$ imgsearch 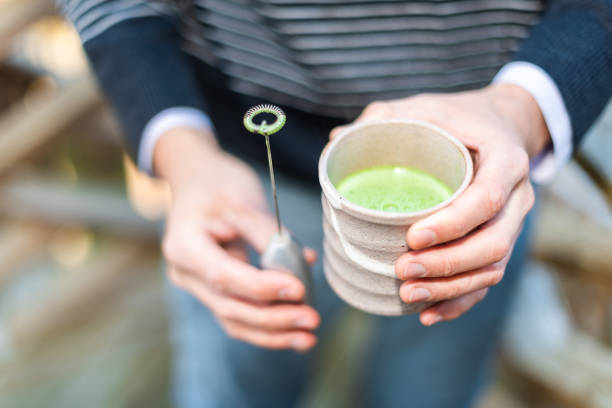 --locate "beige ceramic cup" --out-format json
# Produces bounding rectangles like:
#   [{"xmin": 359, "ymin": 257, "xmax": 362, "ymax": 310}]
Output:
[{"xmin": 319, "ymin": 119, "xmax": 473, "ymax": 316}]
